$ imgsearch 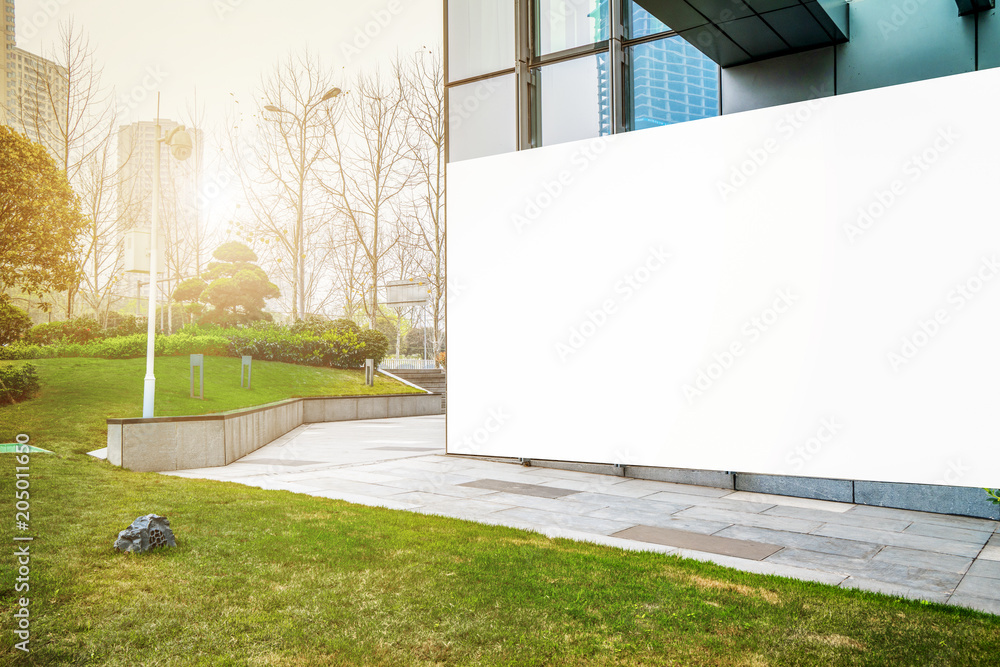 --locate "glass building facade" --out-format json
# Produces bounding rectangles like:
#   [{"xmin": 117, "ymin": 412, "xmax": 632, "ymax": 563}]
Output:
[
  {"xmin": 446, "ymin": 0, "xmax": 721, "ymax": 161},
  {"xmin": 447, "ymin": 0, "xmax": 1000, "ymax": 163}
]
